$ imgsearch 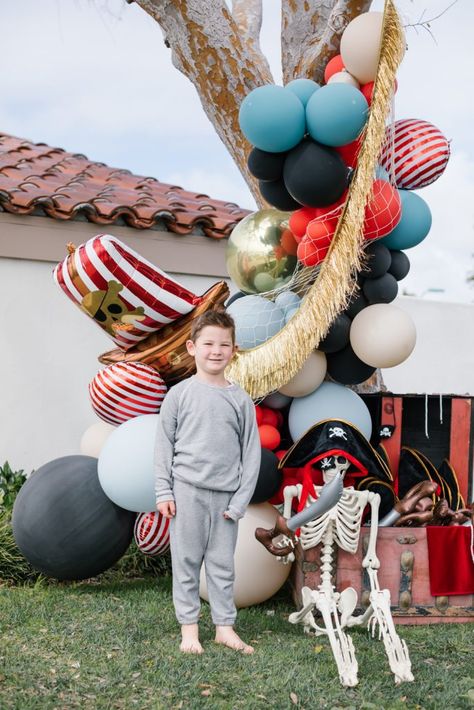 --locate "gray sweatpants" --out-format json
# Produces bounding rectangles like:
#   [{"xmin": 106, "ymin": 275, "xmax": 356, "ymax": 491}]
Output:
[{"xmin": 169, "ymin": 478, "xmax": 239, "ymax": 626}]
